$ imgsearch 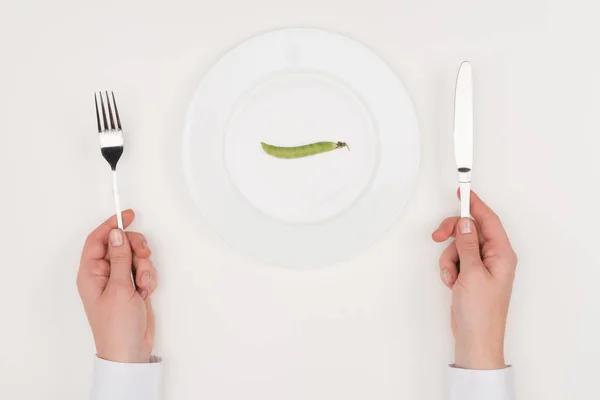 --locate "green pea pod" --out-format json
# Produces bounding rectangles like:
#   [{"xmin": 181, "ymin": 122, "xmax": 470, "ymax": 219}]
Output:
[{"xmin": 261, "ymin": 141, "xmax": 350, "ymax": 159}]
